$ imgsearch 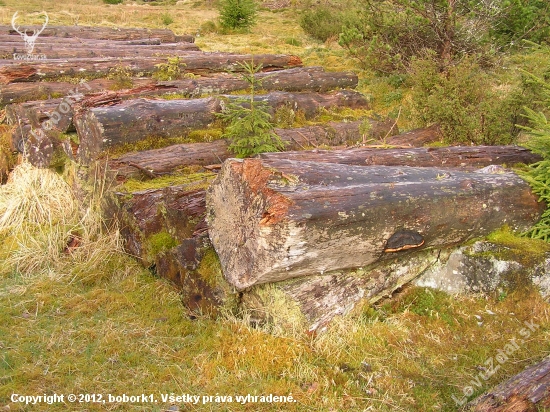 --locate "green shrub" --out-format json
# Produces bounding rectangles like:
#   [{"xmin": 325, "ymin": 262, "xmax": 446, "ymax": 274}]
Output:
[
  {"xmin": 299, "ymin": 6, "xmax": 346, "ymax": 42},
  {"xmin": 491, "ymin": 0, "xmax": 550, "ymax": 48},
  {"xmin": 103, "ymin": 0, "xmax": 123, "ymax": 4},
  {"xmin": 218, "ymin": 0, "xmax": 257, "ymax": 30},
  {"xmin": 409, "ymin": 55, "xmax": 520, "ymax": 145},
  {"xmin": 515, "ymin": 73, "xmax": 550, "ymax": 241},
  {"xmin": 161, "ymin": 13, "xmax": 174, "ymax": 26},
  {"xmin": 153, "ymin": 56, "xmax": 185, "ymax": 81},
  {"xmin": 217, "ymin": 62, "xmax": 285, "ymax": 158}
]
